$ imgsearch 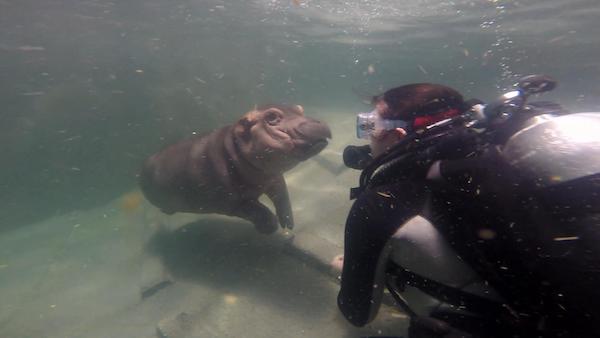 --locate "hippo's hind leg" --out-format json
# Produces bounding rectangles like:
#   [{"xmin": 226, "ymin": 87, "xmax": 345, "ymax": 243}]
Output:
[{"xmin": 232, "ymin": 200, "xmax": 279, "ymax": 234}]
